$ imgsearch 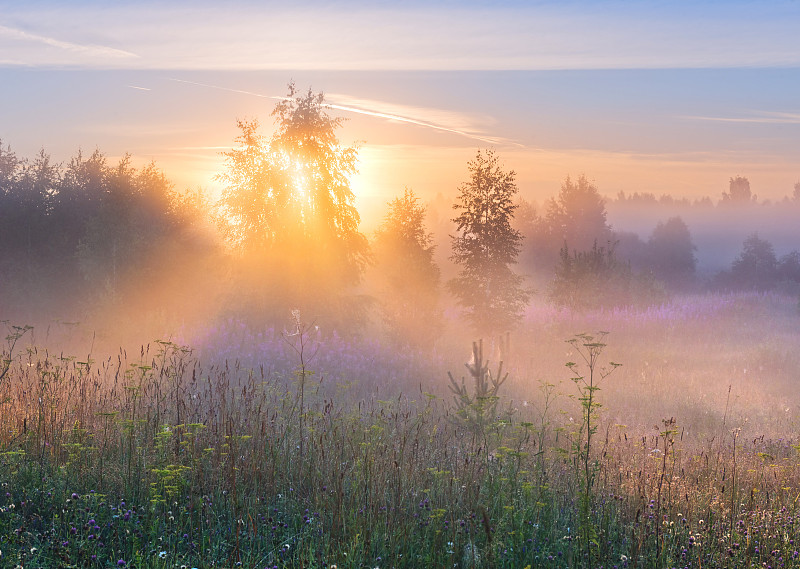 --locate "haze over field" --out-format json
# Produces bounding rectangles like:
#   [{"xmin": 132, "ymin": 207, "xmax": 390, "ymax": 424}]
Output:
[{"xmin": 4, "ymin": 2, "xmax": 800, "ymax": 568}]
